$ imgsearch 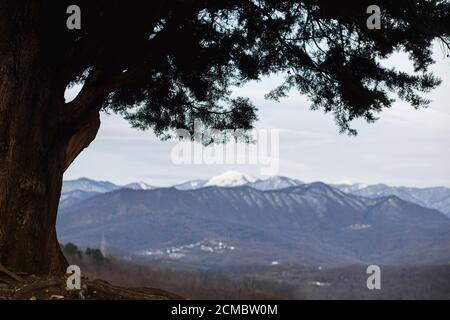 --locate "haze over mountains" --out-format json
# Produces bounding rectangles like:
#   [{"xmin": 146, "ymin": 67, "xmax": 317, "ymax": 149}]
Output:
[{"xmin": 57, "ymin": 172, "xmax": 450, "ymax": 268}]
